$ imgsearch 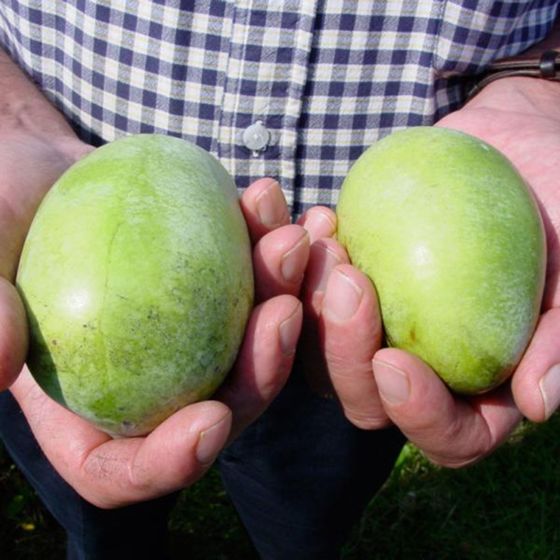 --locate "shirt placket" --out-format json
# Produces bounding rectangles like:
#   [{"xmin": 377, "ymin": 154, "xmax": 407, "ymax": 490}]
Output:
[{"xmin": 217, "ymin": 0, "xmax": 318, "ymax": 212}]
